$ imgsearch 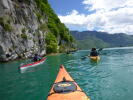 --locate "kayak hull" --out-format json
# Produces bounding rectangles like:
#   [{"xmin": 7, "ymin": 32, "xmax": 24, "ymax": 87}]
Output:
[
  {"xmin": 47, "ymin": 65, "xmax": 90, "ymax": 100},
  {"xmin": 20, "ymin": 58, "xmax": 46, "ymax": 70},
  {"xmin": 89, "ymin": 56, "xmax": 100, "ymax": 61}
]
